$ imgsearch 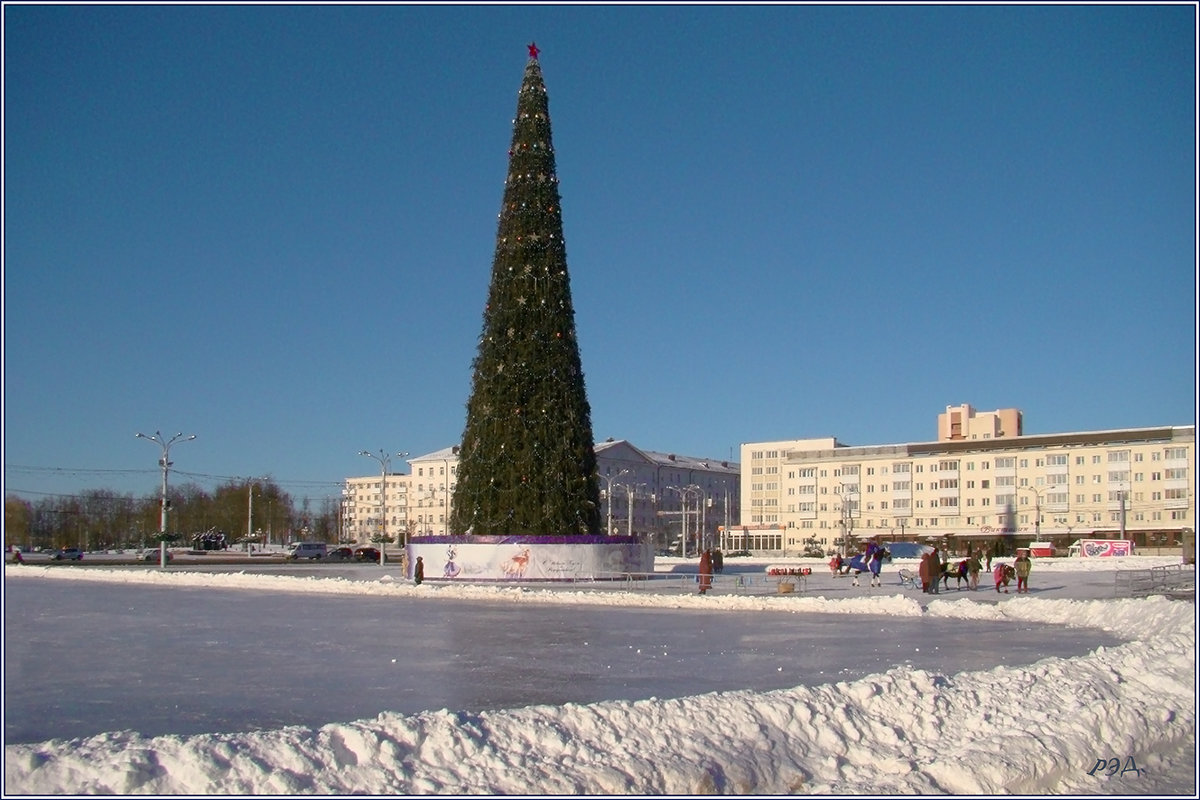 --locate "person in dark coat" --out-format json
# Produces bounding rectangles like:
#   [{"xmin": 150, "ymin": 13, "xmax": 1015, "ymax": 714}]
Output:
[
  {"xmin": 918, "ymin": 551, "xmax": 932, "ymax": 593},
  {"xmin": 712, "ymin": 549, "xmax": 724, "ymax": 574},
  {"xmin": 414, "ymin": 556, "xmax": 424, "ymax": 585},
  {"xmin": 929, "ymin": 547, "xmax": 941, "ymax": 594},
  {"xmin": 698, "ymin": 549, "xmax": 713, "ymax": 594}
]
